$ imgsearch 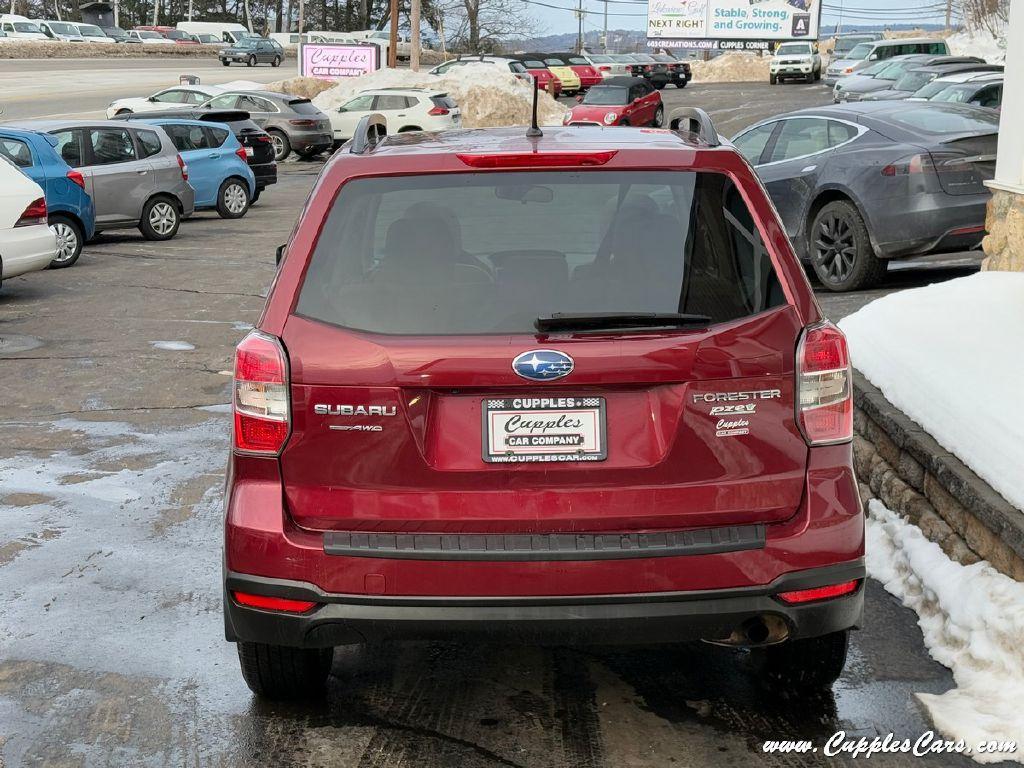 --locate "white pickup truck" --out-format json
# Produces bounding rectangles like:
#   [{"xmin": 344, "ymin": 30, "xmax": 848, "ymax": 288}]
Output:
[{"xmin": 769, "ymin": 41, "xmax": 822, "ymax": 84}]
